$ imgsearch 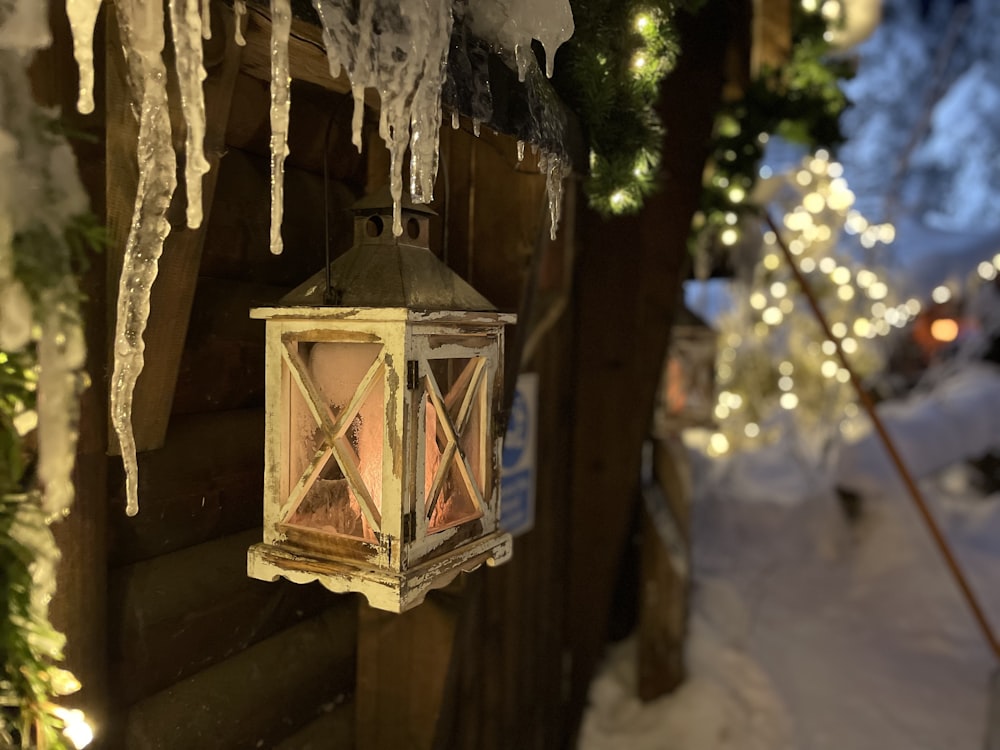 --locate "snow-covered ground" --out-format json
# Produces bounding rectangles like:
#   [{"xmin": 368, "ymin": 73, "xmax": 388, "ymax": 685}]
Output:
[{"xmin": 579, "ymin": 450, "xmax": 1000, "ymax": 749}]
